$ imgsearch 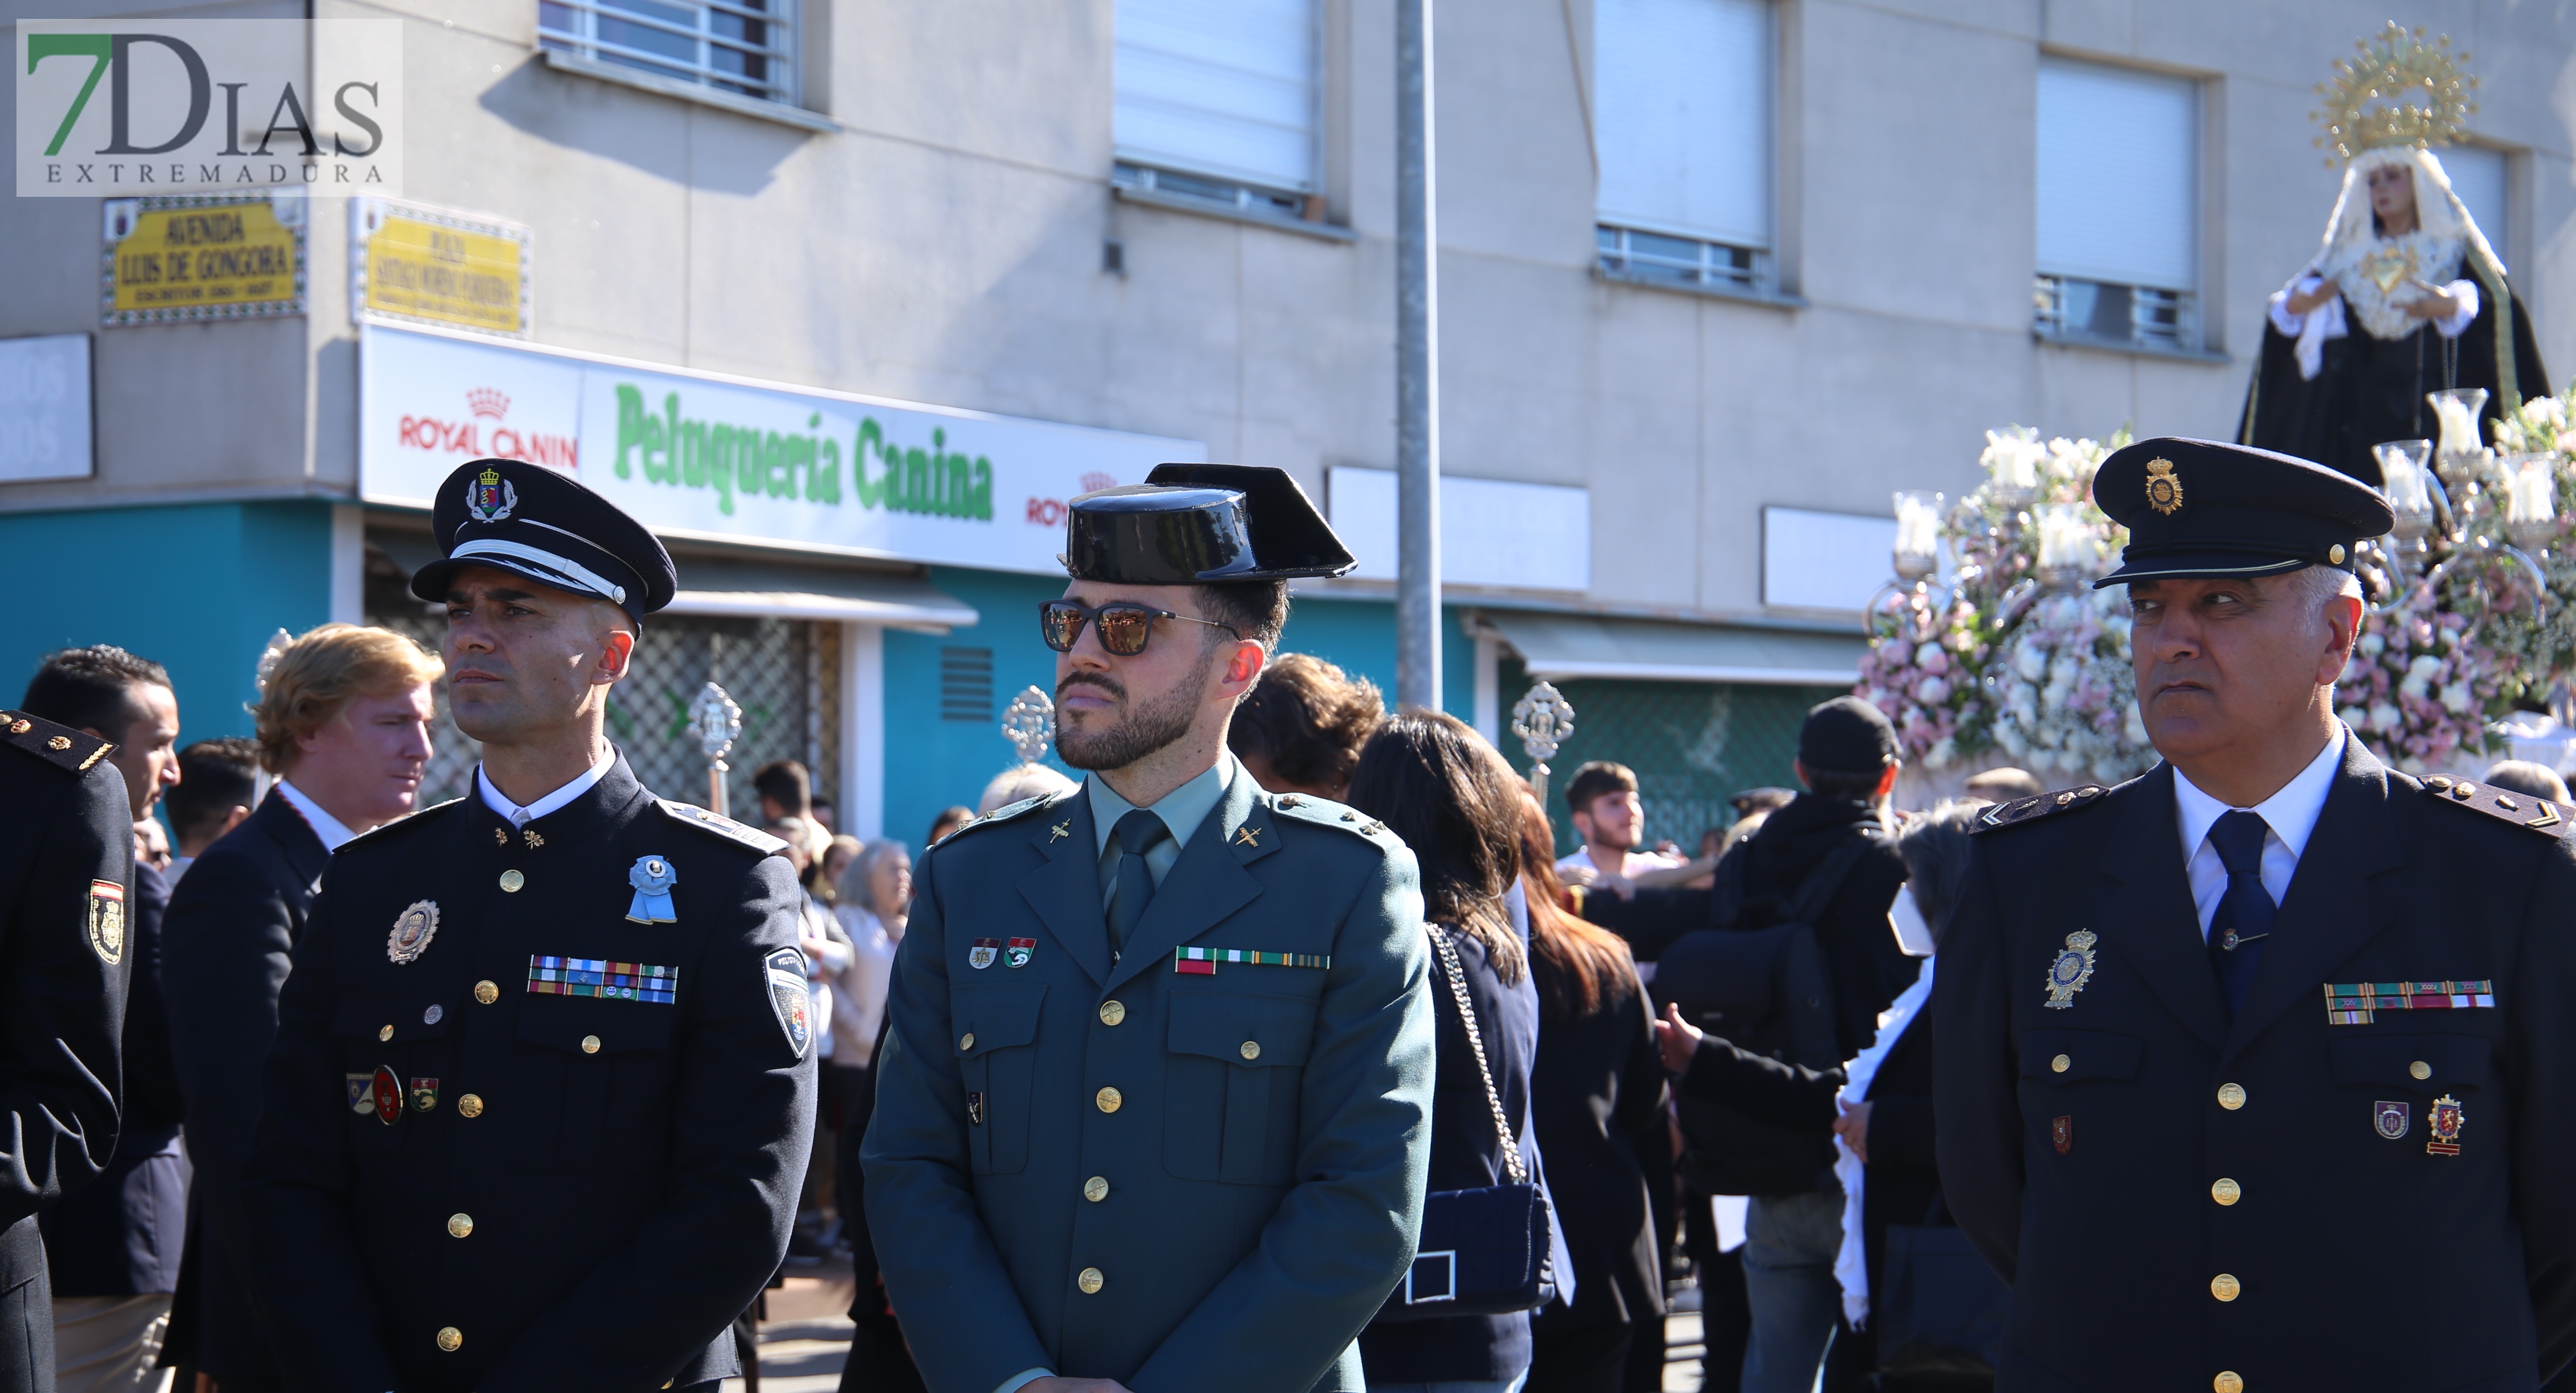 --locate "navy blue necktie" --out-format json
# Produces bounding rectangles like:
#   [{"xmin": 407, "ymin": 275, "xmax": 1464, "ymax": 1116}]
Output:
[
  {"xmin": 2205, "ymin": 810, "xmax": 2276, "ymax": 1017},
  {"xmin": 1108, "ymin": 809, "xmax": 1168, "ymax": 955}
]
